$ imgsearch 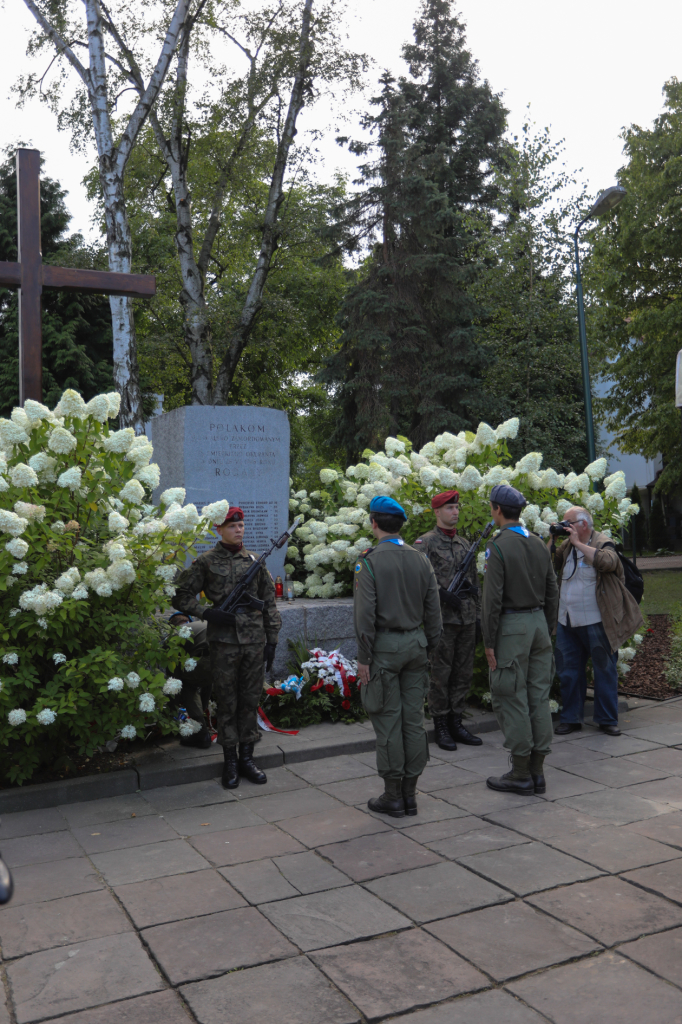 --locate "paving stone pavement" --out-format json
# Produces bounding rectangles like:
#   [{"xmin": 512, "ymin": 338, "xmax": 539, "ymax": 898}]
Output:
[{"xmin": 2, "ymin": 704, "xmax": 682, "ymax": 1022}]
